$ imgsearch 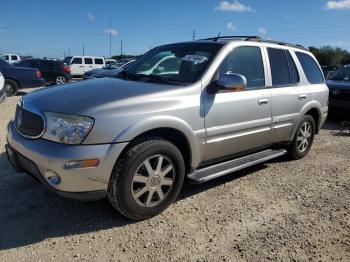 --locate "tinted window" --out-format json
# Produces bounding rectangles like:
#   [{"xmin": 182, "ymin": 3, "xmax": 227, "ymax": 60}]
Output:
[
  {"xmin": 11, "ymin": 55, "xmax": 18, "ymax": 61},
  {"xmin": 268, "ymin": 48, "xmax": 290, "ymax": 86},
  {"xmin": 40, "ymin": 60, "xmax": 55, "ymax": 69},
  {"xmin": 296, "ymin": 52, "xmax": 324, "ymax": 84},
  {"xmin": 16, "ymin": 60, "xmax": 33, "ymax": 68},
  {"xmin": 286, "ymin": 51, "xmax": 299, "ymax": 84},
  {"xmin": 94, "ymin": 58, "xmax": 104, "ymax": 64},
  {"xmin": 219, "ymin": 46, "xmax": 265, "ymax": 89},
  {"xmin": 84, "ymin": 58, "xmax": 93, "ymax": 64},
  {"xmin": 72, "ymin": 58, "xmax": 82, "ymax": 64},
  {"xmin": 329, "ymin": 67, "xmax": 350, "ymax": 81}
]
